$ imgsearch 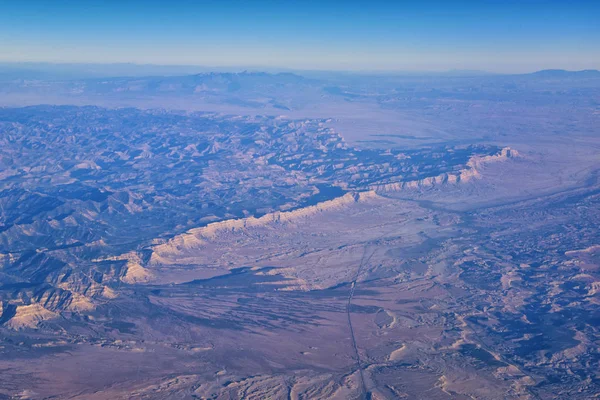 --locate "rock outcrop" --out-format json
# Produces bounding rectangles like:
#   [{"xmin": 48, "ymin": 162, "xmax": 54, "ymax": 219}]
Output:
[
  {"xmin": 94, "ymin": 252, "xmax": 154, "ymax": 284},
  {"xmin": 6, "ymin": 304, "xmax": 58, "ymax": 330},
  {"xmin": 370, "ymin": 147, "xmax": 519, "ymax": 192},
  {"xmin": 149, "ymin": 191, "xmax": 380, "ymax": 264}
]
